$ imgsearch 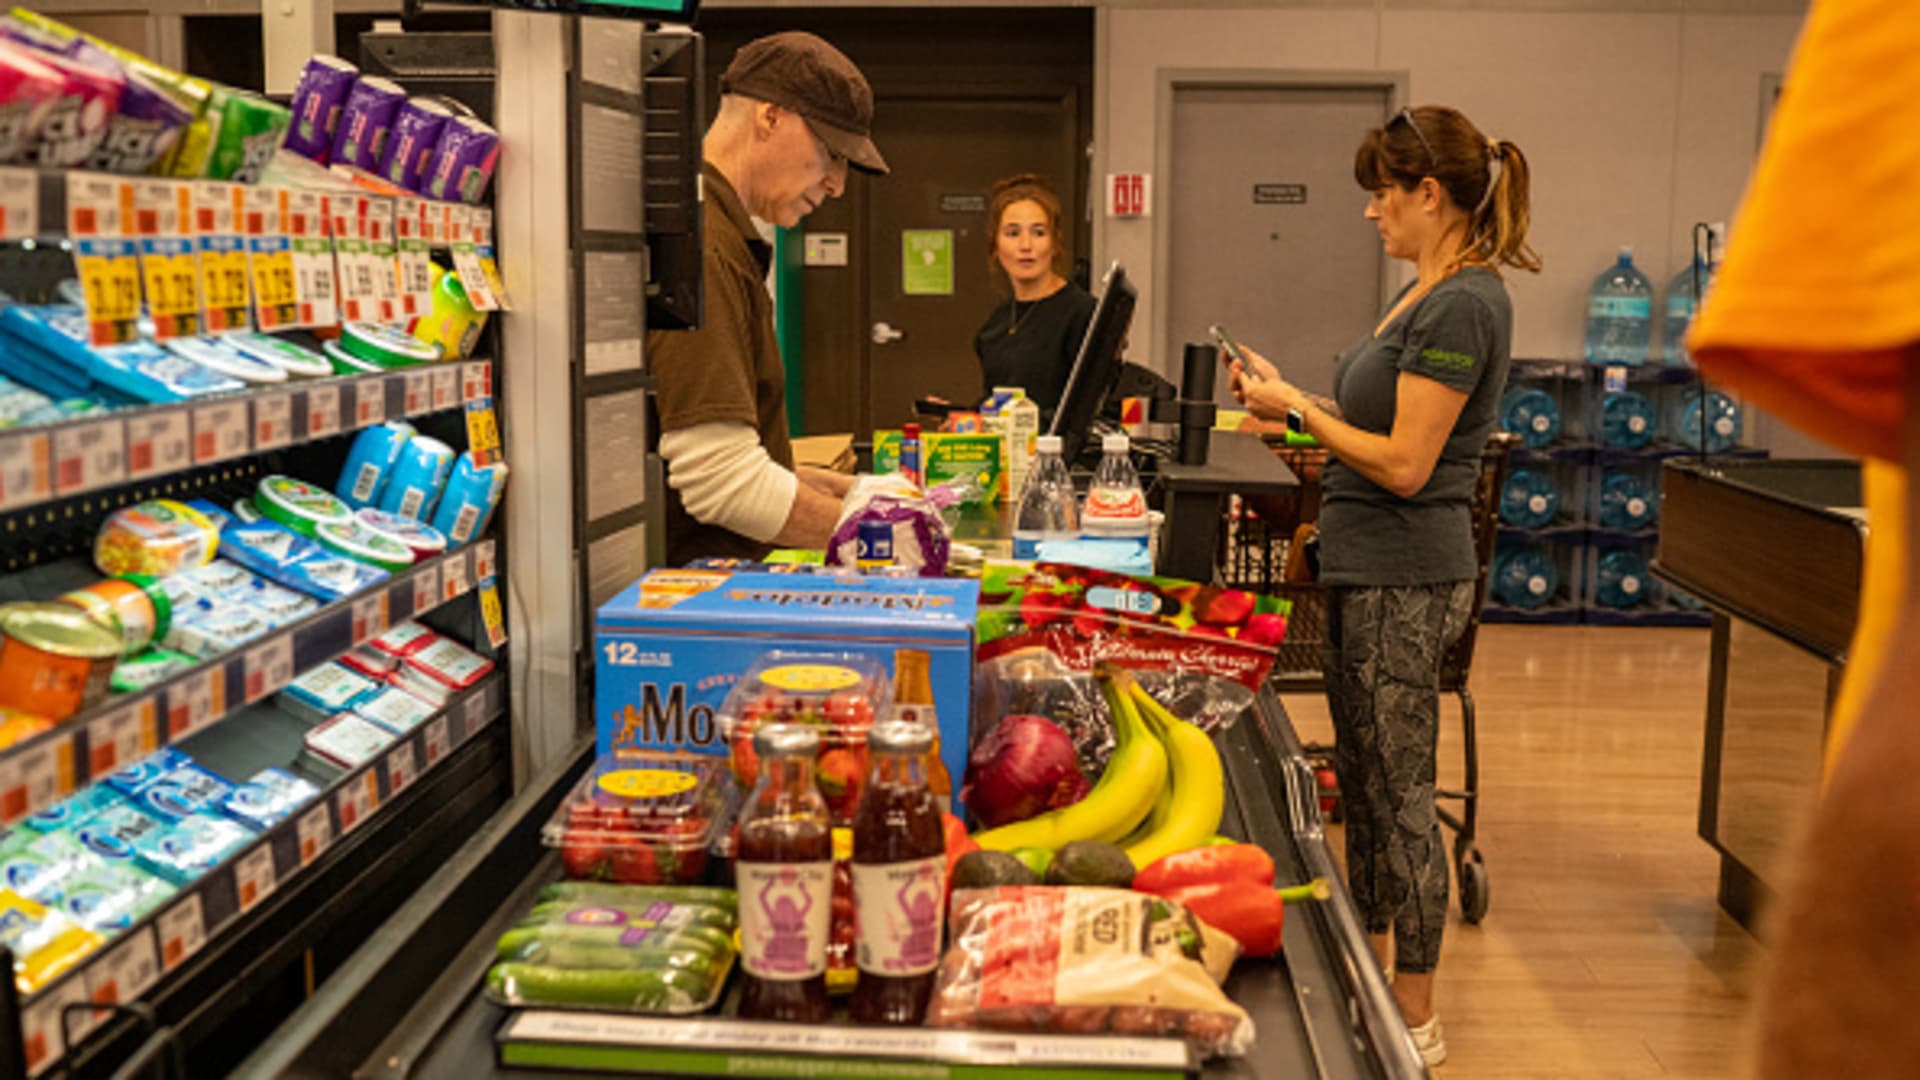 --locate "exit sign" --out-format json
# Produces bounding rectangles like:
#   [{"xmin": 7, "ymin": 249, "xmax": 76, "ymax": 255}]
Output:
[{"xmin": 1107, "ymin": 173, "xmax": 1150, "ymax": 218}]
